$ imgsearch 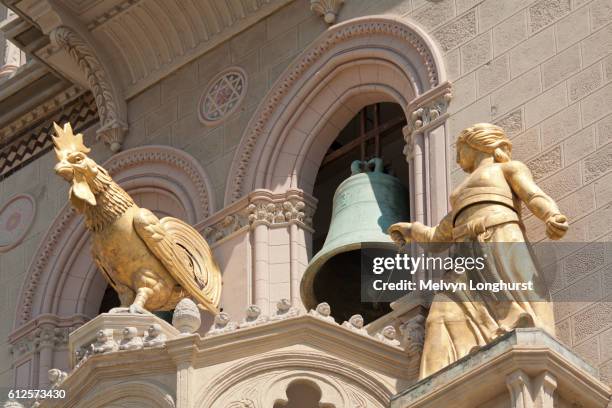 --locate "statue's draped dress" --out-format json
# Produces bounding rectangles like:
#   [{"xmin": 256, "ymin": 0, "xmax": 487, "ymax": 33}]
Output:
[{"xmin": 415, "ymin": 163, "xmax": 556, "ymax": 379}]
